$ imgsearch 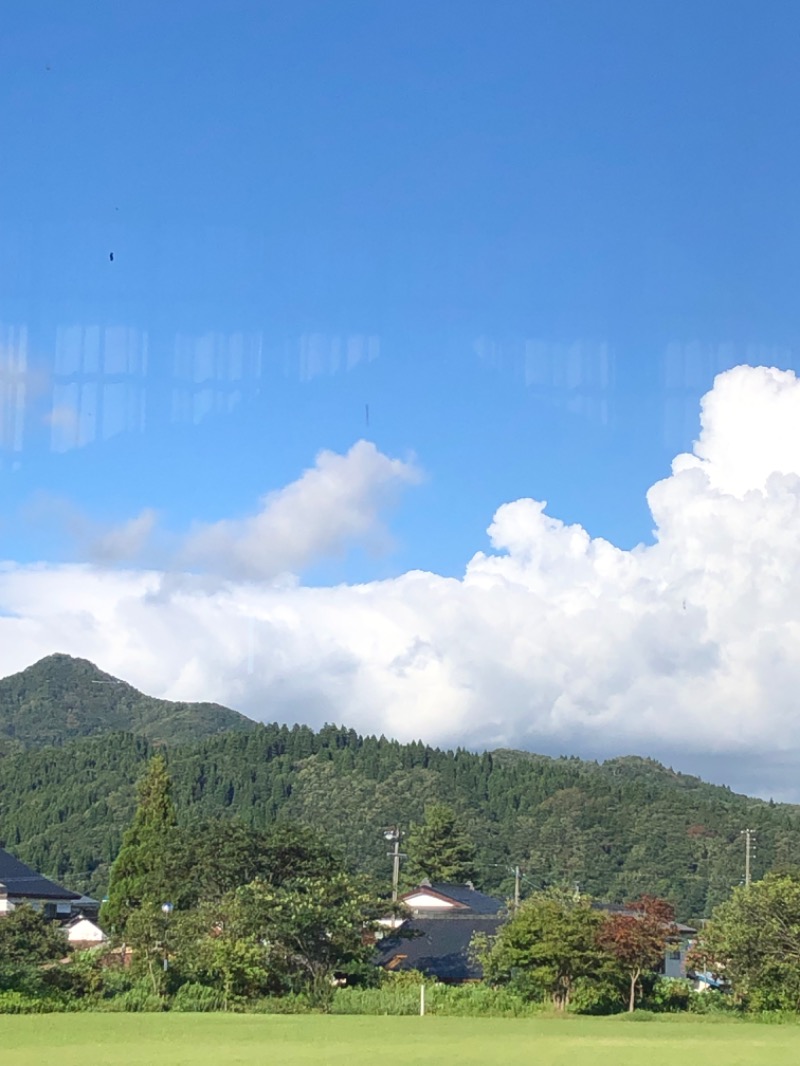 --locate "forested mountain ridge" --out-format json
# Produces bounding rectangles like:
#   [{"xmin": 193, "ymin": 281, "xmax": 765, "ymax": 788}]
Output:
[
  {"xmin": 1, "ymin": 711, "xmax": 798, "ymax": 922},
  {"xmin": 0, "ymin": 654, "xmax": 255, "ymax": 751}
]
